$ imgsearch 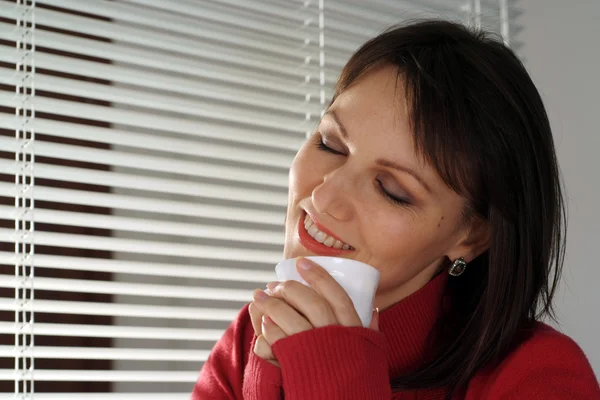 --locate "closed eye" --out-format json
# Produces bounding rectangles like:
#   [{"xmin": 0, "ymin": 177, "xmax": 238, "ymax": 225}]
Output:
[
  {"xmin": 316, "ymin": 136, "xmax": 345, "ymax": 156},
  {"xmin": 375, "ymin": 179, "xmax": 411, "ymax": 206}
]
